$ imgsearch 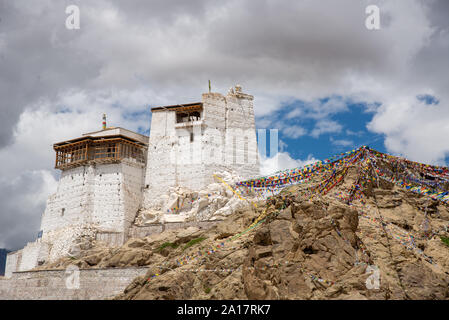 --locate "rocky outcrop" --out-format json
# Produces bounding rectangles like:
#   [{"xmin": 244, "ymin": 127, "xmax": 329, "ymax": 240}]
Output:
[
  {"xmin": 114, "ymin": 177, "xmax": 449, "ymax": 299},
  {"xmin": 34, "ymin": 164, "xmax": 449, "ymax": 300},
  {"xmin": 134, "ymin": 172, "xmax": 248, "ymax": 226}
]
